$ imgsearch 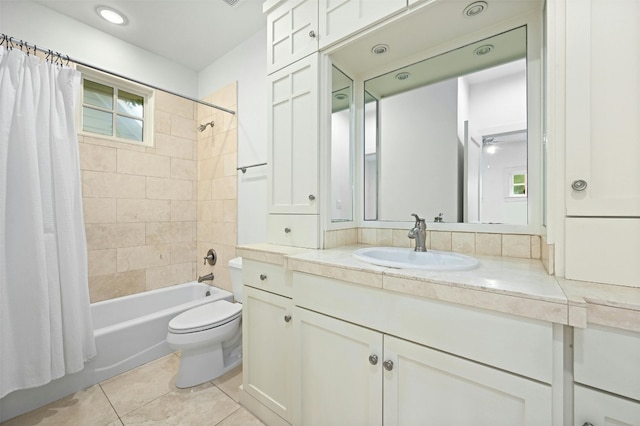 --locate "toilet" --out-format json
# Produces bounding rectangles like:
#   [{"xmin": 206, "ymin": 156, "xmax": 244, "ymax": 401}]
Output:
[{"xmin": 167, "ymin": 257, "xmax": 243, "ymax": 388}]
